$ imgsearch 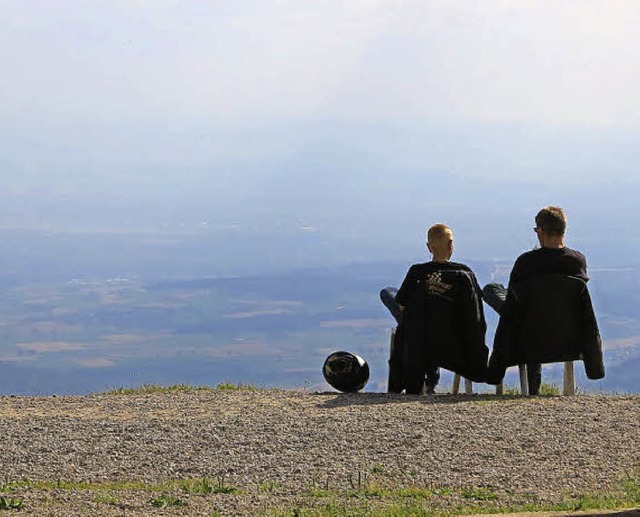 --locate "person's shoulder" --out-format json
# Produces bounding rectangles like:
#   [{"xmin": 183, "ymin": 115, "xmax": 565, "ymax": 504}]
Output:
[
  {"xmin": 509, "ymin": 250, "xmax": 538, "ymax": 283},
  {"xmin": 432, "ymin": 261, "xmax": 479, "ymax": 280},
  {"xmin": 447, "ymin": 261, "xmax": 474, "ymax": 272},
  {"xmin": 562, "ymin": 247, "xmax": 588, "ymax": 271},
  {"xmin": 411, "ymin": 261, "xmax": 476, "ymax": 275},
  {"xmin": 420, "ymin": 261, "xmax": 472, "ymax": 271},
  {"xmin": 512, "ymin": 248, "xmax": 541, "ymax": 269},
  {"xmin": 403, "ymin": 262, "xmax": 430, "ymax": 277},
  {"xmin": 515, "ymin": 248, "xmax": 538, "ymax": 261},
  {"xmin": 563, "ymin": 247, "xmax": 586, "ymax": 260}
]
